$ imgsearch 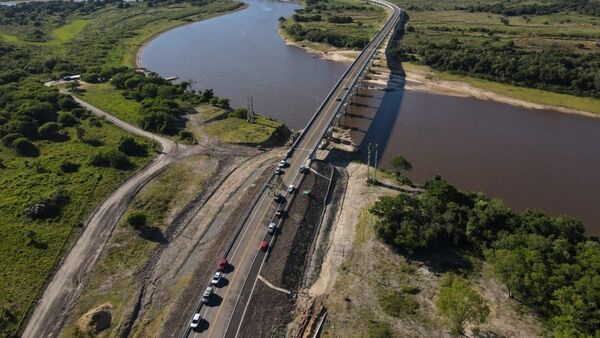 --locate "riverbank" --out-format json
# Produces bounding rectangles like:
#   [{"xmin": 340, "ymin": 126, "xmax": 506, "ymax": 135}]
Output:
[
  {"xmin": 400, "ymin": 62, "xmax": 600, "ymax": 119},
  {"xmin": 280, "ymin": 29, "xmax": 358, "ymax": 62},
  {"xmin": 132, "ymin": 2, "xmax": 248, "ymax": 68}
]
